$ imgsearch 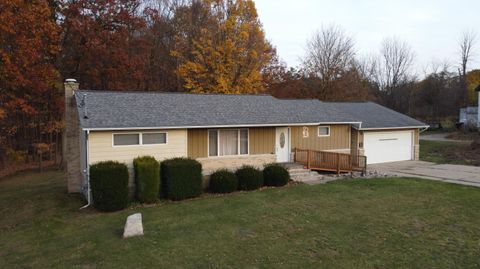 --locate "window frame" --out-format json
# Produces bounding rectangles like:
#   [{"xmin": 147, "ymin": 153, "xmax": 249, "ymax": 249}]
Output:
[
  {"xmin": 207, "ymin": 128, "xmax": 249, "ymax": 158},
  {"xmin": 112, "ymin": 131, "xmax": 168, "ymax": 147},
  {"xmin": 141, "ymin": 132, "xmax": 168, "ymax": 145},
  {"xmin": 317, "ymin": 126, "xmax": 330, "ymax": 137}
]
